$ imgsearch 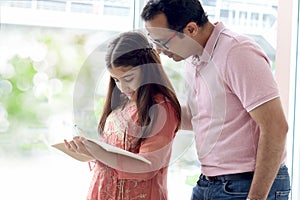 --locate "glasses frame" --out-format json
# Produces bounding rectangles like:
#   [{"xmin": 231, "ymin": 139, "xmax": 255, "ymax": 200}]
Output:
[{"xmin": 148, "ymin": 31, "xmax": 177, "ymax": 50}]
